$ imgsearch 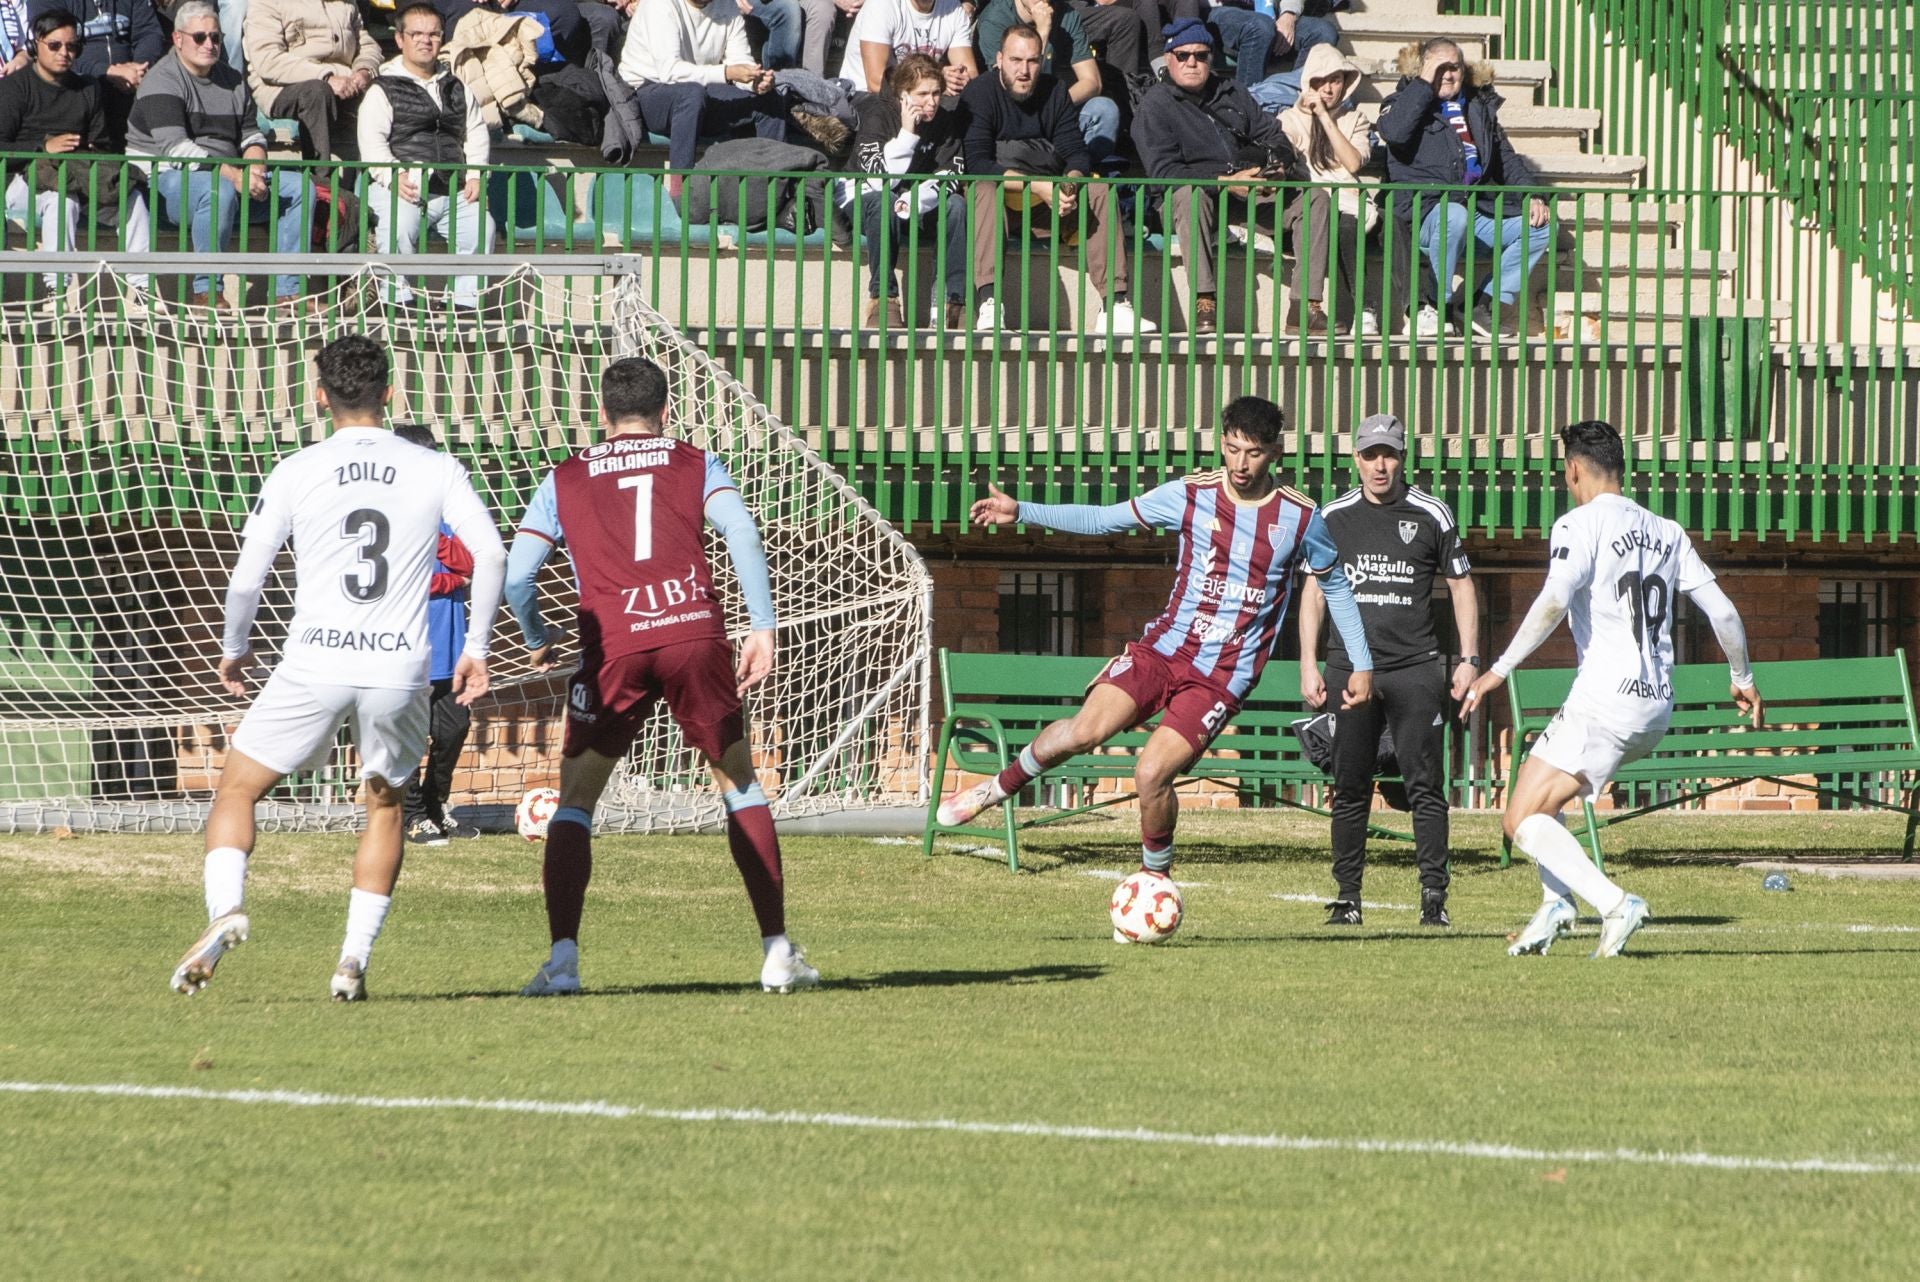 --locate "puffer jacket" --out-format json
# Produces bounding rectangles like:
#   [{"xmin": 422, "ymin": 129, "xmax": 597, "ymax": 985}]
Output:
[
  {"xmin": 243, "ymin": 0, "xmax": 383, "ymax": 116},
  {"xmin": 1376, "ymin": 71, "xmax": 1540, "ymax": 222},
  {"xmin": 445, "ymin": 7, "xmax": 545, "ymax": 129}
]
